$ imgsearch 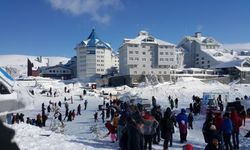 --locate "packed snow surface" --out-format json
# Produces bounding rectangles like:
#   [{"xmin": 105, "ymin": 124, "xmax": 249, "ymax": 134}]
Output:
[{"xmin": 3, "ymin": 77, "xmax": 250, "ymax": 150}]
